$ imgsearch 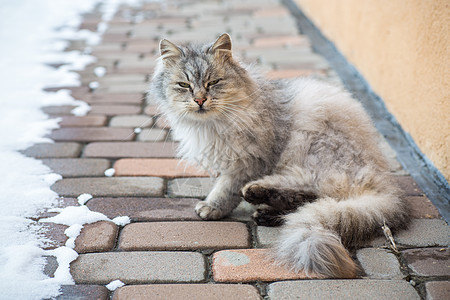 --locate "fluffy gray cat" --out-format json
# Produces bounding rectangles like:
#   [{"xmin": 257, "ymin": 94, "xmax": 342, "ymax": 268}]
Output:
[{"xmin": 149, "ymin": 33, "xmax": 409, "ymax": 278}]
